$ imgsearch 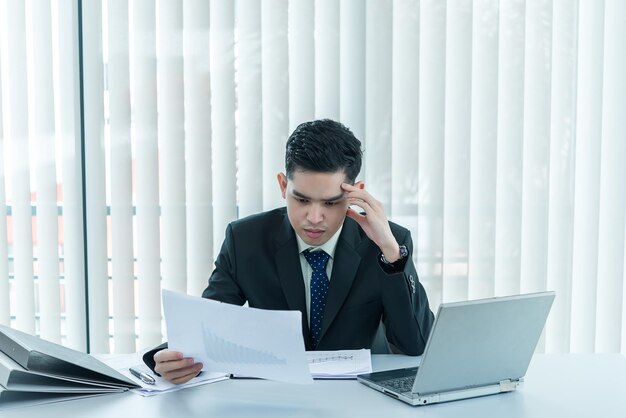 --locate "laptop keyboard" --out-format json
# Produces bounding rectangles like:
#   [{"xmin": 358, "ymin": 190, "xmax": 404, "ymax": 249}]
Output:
[{"xmin": 379, "ymin": 376, "xmax": 416, "ymax": 393}]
